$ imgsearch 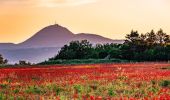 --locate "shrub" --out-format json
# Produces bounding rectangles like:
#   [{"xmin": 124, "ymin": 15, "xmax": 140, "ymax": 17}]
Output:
[{"xmin": 160, "ymin": 80, "xmax": 170, "ymax": 87}]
